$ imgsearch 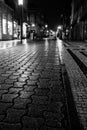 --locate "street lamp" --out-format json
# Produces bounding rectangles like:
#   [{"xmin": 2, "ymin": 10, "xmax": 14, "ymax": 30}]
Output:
[
  {"xmin": 18, "ymin": 0, "xmax": 23, "ymax": 44},
  {"xmin": 45, "ymin": 24, "xmax": 48, "ymax": 28},
  {"xmin": 57, "ymin": 25, "xmax": 62, "ymax": 30},
  {"xmin": 18, "ymin": 0, "xmax": 23, "ymax": 5},
  {"xmin": 31, "ymin": 23, "xmax": 35, "ymax": 27}
]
